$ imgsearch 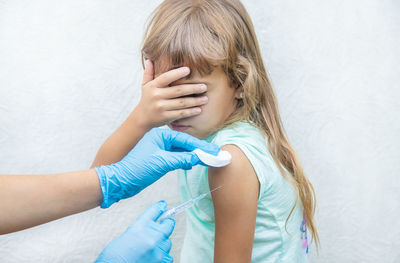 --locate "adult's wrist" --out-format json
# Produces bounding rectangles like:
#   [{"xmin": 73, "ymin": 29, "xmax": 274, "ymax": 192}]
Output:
[
  {"xmin": 95, "ymin": 165, "xmax": 117, "ymax": 208},
  {"xmin": 94, "ymin": 163, "xmax": 142, "ymax": 209}
]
